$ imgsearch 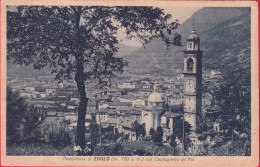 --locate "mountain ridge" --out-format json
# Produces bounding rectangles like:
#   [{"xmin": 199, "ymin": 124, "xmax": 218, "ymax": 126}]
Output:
[
  {"xmin": 7, "ymin": 7, "xmax": 251, "ymax": 80},
  {"xmin": 120, "ymin": 7, "xmax": 251, "ymax": 77}
]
